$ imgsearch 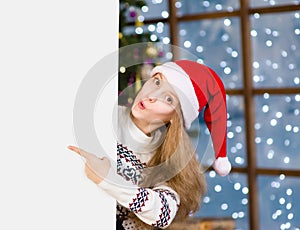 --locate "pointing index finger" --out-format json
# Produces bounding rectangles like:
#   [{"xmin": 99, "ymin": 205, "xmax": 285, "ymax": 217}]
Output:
[{"xmin": 67, "ymin": 145, "xmax": 93, "ymax": 159}]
